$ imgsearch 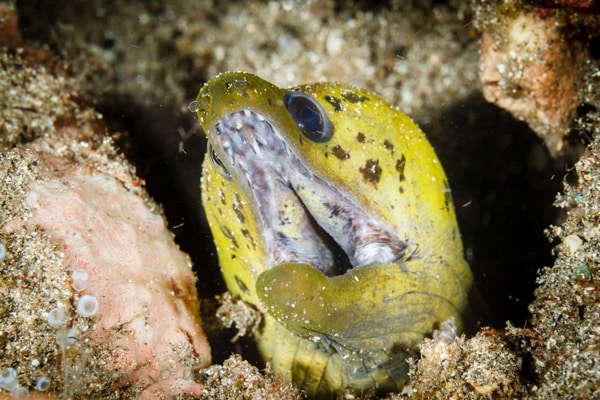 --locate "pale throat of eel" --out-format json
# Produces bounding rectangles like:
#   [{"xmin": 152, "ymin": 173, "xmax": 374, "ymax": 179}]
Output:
[{"xmin": 211, "ymin": 109, "xmax": 410, "ymax": 276}]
